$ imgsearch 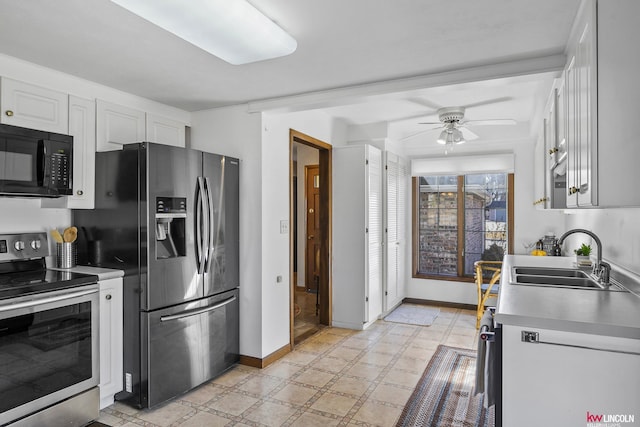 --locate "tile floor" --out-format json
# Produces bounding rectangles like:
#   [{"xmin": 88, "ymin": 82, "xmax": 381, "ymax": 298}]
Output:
[{"xmin": 97, "ymin": 305, "xmax": 479, "ymax": 427}]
